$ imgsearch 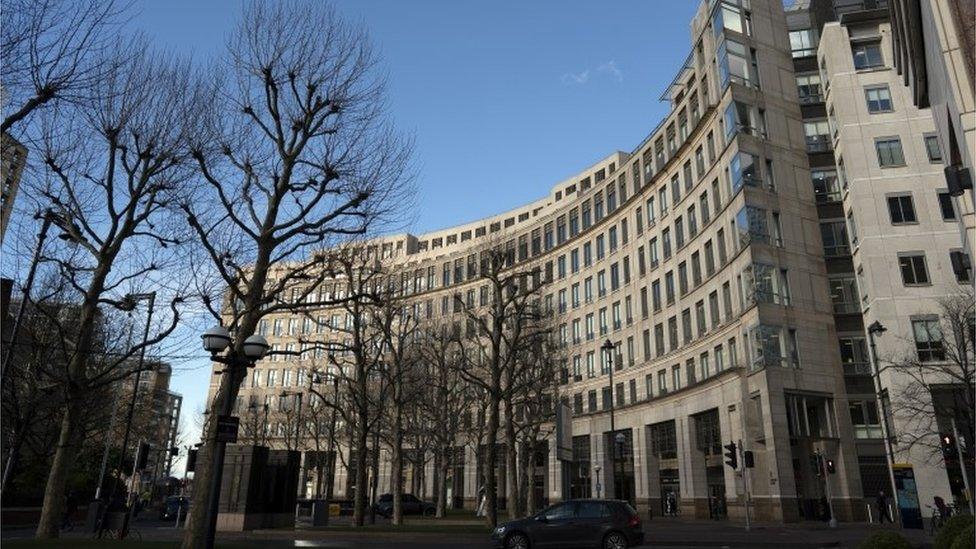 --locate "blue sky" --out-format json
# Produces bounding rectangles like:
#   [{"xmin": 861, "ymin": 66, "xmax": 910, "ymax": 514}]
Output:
[{"xmin": 130, "ymin": 0, "xmax": 700, "ymax": 450}]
